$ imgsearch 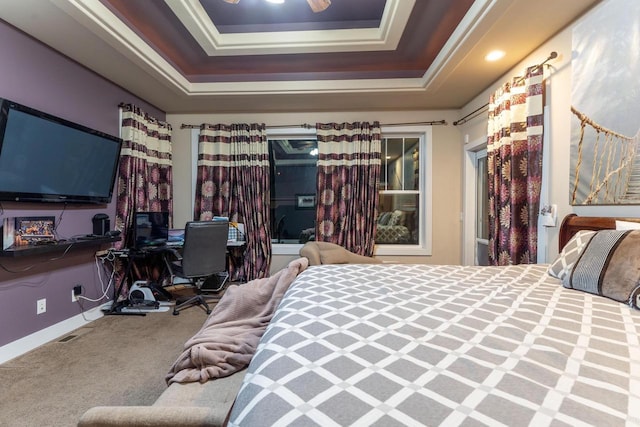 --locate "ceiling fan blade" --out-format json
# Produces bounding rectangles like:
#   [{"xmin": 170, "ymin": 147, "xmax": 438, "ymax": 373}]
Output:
[
  {"xmin": 307, "ymin": 0, "xmax": 331, "ymax": 13},
  {"xmin": 223, "ymin": 0, "xmax": 330, "ymax": 12}
]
